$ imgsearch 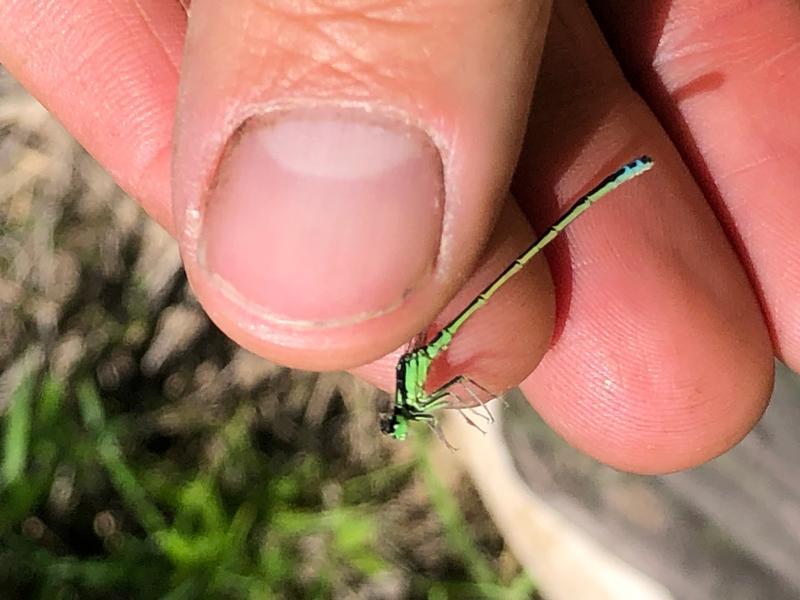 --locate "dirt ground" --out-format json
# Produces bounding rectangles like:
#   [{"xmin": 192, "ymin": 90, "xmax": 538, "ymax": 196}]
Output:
[{"xmin": 0, "ymin": 69, "xmax": 535, "ymax": 599}]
